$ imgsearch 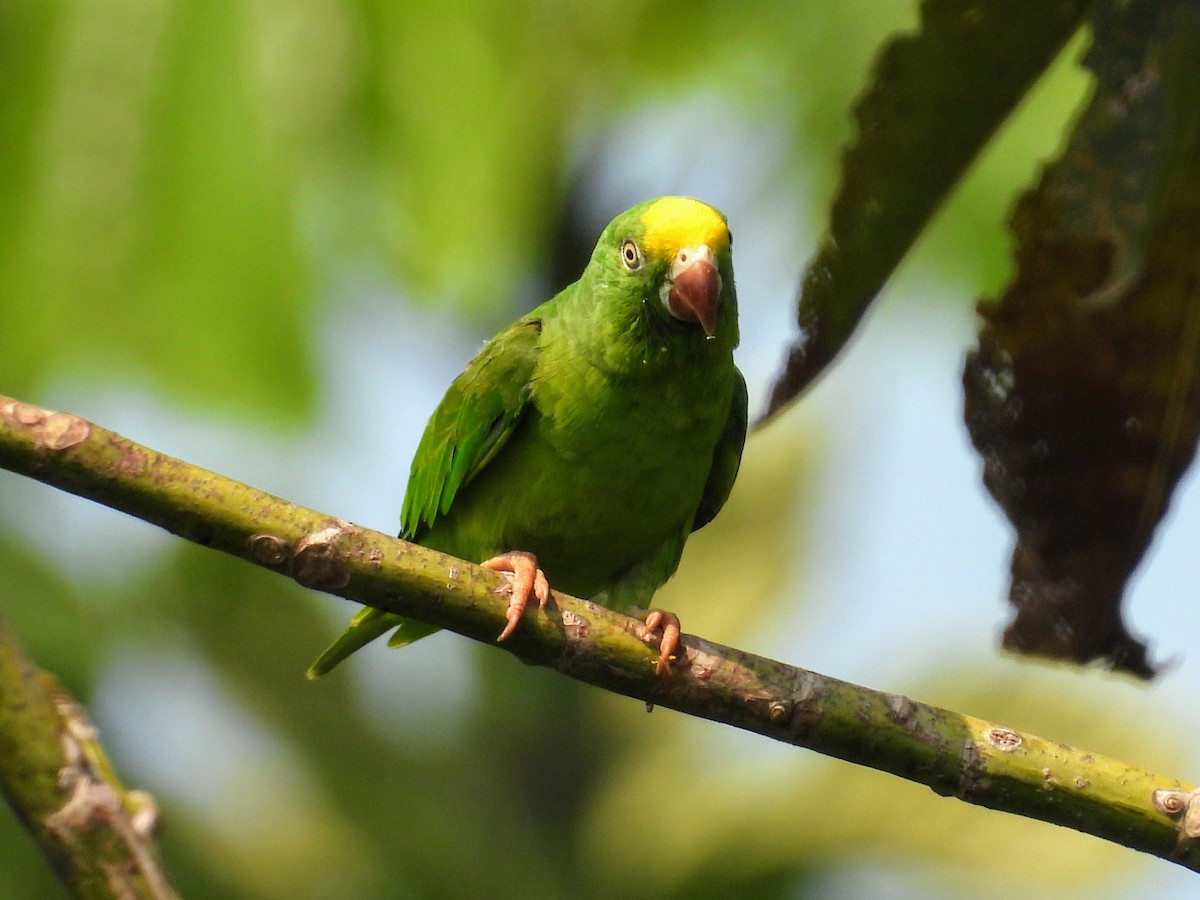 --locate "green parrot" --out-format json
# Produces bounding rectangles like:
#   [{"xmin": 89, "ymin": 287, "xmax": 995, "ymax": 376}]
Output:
[{"xmin": 307, "ymin": 196, "xmax": 747, "ymax": 678}]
